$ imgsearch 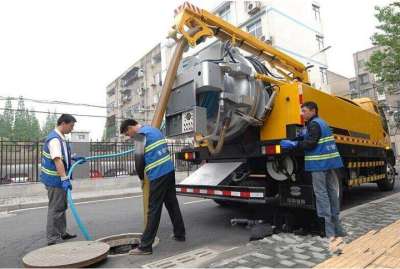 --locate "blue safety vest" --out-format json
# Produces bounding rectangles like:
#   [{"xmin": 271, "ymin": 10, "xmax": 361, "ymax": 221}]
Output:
[
  {"xmin": 40, "ymin": 130, "xmax": 71, "ymax": 188},
  {"xmin": 139, "ymin": 125, "xmax": 174, "ymax": 181},
  {"xmin": 304, "ymin": 117, "xmax": 343, "ymax": 172}
]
